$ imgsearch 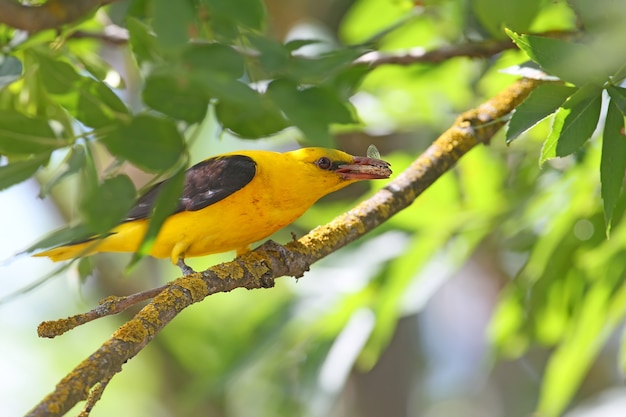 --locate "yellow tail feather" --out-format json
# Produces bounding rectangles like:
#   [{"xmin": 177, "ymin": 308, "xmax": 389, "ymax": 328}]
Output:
[{"xmin": 34, "ymin": 241, "xmax": 97, "ymax": 262}]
